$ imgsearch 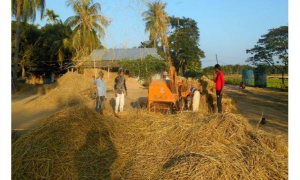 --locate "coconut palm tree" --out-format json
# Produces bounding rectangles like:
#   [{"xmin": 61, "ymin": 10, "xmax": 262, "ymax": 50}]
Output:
[
  {"xmin": 65, "ymin": 0, "xmax": 109, "ymax": 62},
  {"xmin": 11, "ymin": 0, "xmax": 45, "ymax": 84},
  {"xmin": 142, "ymin": 1, "xmax": 169, "ymax": 49},
  {"xmin": 45, "ymin": 8, "xmax": 60, "ymax": 24},
  {"xmin": 143, "ymin": 1, "xmax": 173, "ymax": 84}
]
